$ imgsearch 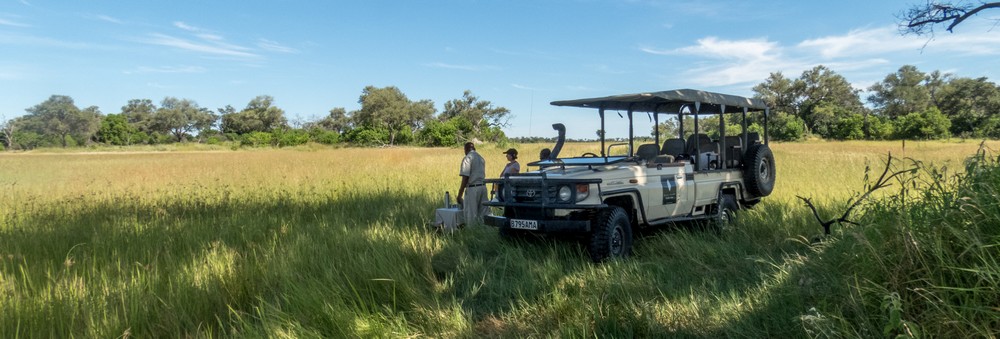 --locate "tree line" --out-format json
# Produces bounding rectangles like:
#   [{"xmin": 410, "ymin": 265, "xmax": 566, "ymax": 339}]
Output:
[
  {"xmin": 652, "ymin": 64, "xmax": 1000, "ymax": 142},
  {"xmin": 748, "ymin": 64, "xmax": 1000, "ymax": 141},
  {"xmin": 3, "ymin": 64, "xmax": 999, "ymax": 150},
  {"xmin": 0, "ymin": 86, "xmax": 510, "ymax": 150}
]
